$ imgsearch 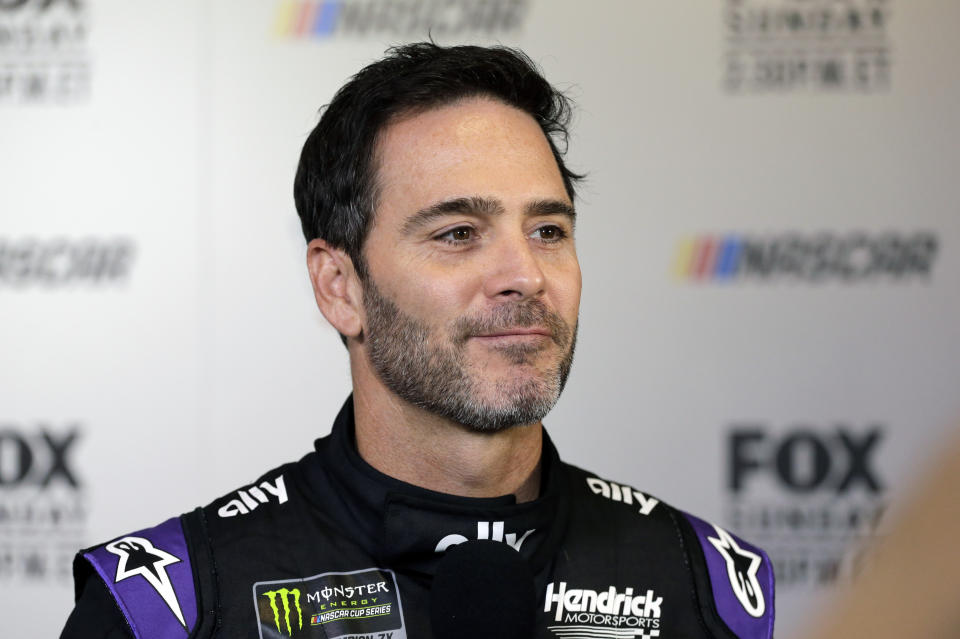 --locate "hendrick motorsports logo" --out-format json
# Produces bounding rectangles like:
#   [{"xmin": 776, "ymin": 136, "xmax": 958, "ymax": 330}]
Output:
[
  {"xmin": 723, "ymin": 0, "xmax": 892, "ymax": 93},
  {"xmin": 254, "ymin": 568, "xmax": 406, "ymax": 638},
  {"xmin": 0, "ymin": 424, "xmax": 85, "ymax": 583},
  {"xmin": 674, "ymin": 232, "xmax": 937, "ymax": 283},
  {"xmin": 0, "ymin": 0, "xmax": 90, "ymax": 103},
  {"xmin": 724, "ymin": 424, "xmax": 887, "ymax": 590},
  {"xmin": 272, "ymin": 0, "xmax": 530, "ymax": 40},
  {"xmin": 544, "ymin": 581, "xmax": 662, "ymax": 638}
]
